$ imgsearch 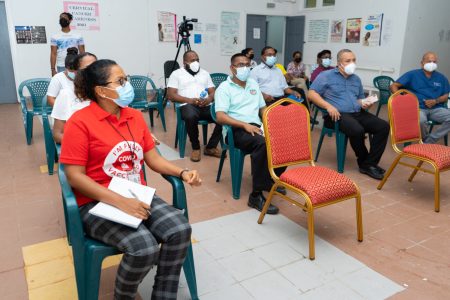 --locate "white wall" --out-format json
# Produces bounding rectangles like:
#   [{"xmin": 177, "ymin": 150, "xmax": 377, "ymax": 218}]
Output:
[
  {"xmin": 6, "ymin": 0, "xmax": 151, "ymax": 90},
  {"xmin": 295, "ymin": 0, "xmax": 411, "ymax": 88},
  {"xmin": 400, "ymin": 0, "xmax": 450, "ymax": 79},
  {"xmin": 147, "ymin": 0, "xmax": 296, "ymax": 87}
]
